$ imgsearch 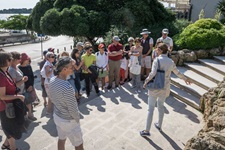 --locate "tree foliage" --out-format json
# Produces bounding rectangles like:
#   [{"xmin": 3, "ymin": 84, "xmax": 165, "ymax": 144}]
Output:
[
  {"xmin": 175, "ymin": 19, "xmax": 225, "ymax": 50},
  {"xmin": 28, "ymin": 0, "xmax": 175, "ymax": 43},
  {"xmin": 1, "ymin": 14, "xmax": 28, "ymax": 30}
]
